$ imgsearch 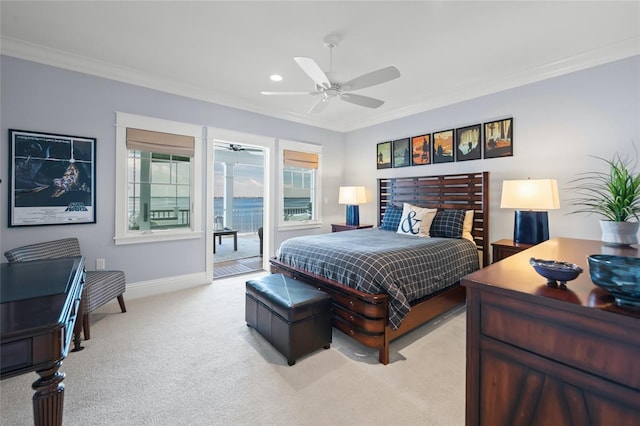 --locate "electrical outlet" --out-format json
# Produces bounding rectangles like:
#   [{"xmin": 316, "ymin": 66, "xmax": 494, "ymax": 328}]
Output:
[{"xmin": 96, "ymin": 258, "xmax": 106, "ymax": 270}]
